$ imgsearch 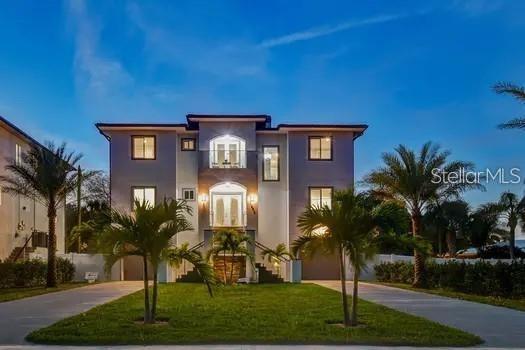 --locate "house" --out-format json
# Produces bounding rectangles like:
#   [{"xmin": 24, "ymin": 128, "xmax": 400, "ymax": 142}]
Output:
[
  {"xmin": 0, "ymin": 116, "xmax": 66, "ymax": 261},
  {"xmin": 96, "ymin": 114, "xmax": 367, "ymax": 281}
]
